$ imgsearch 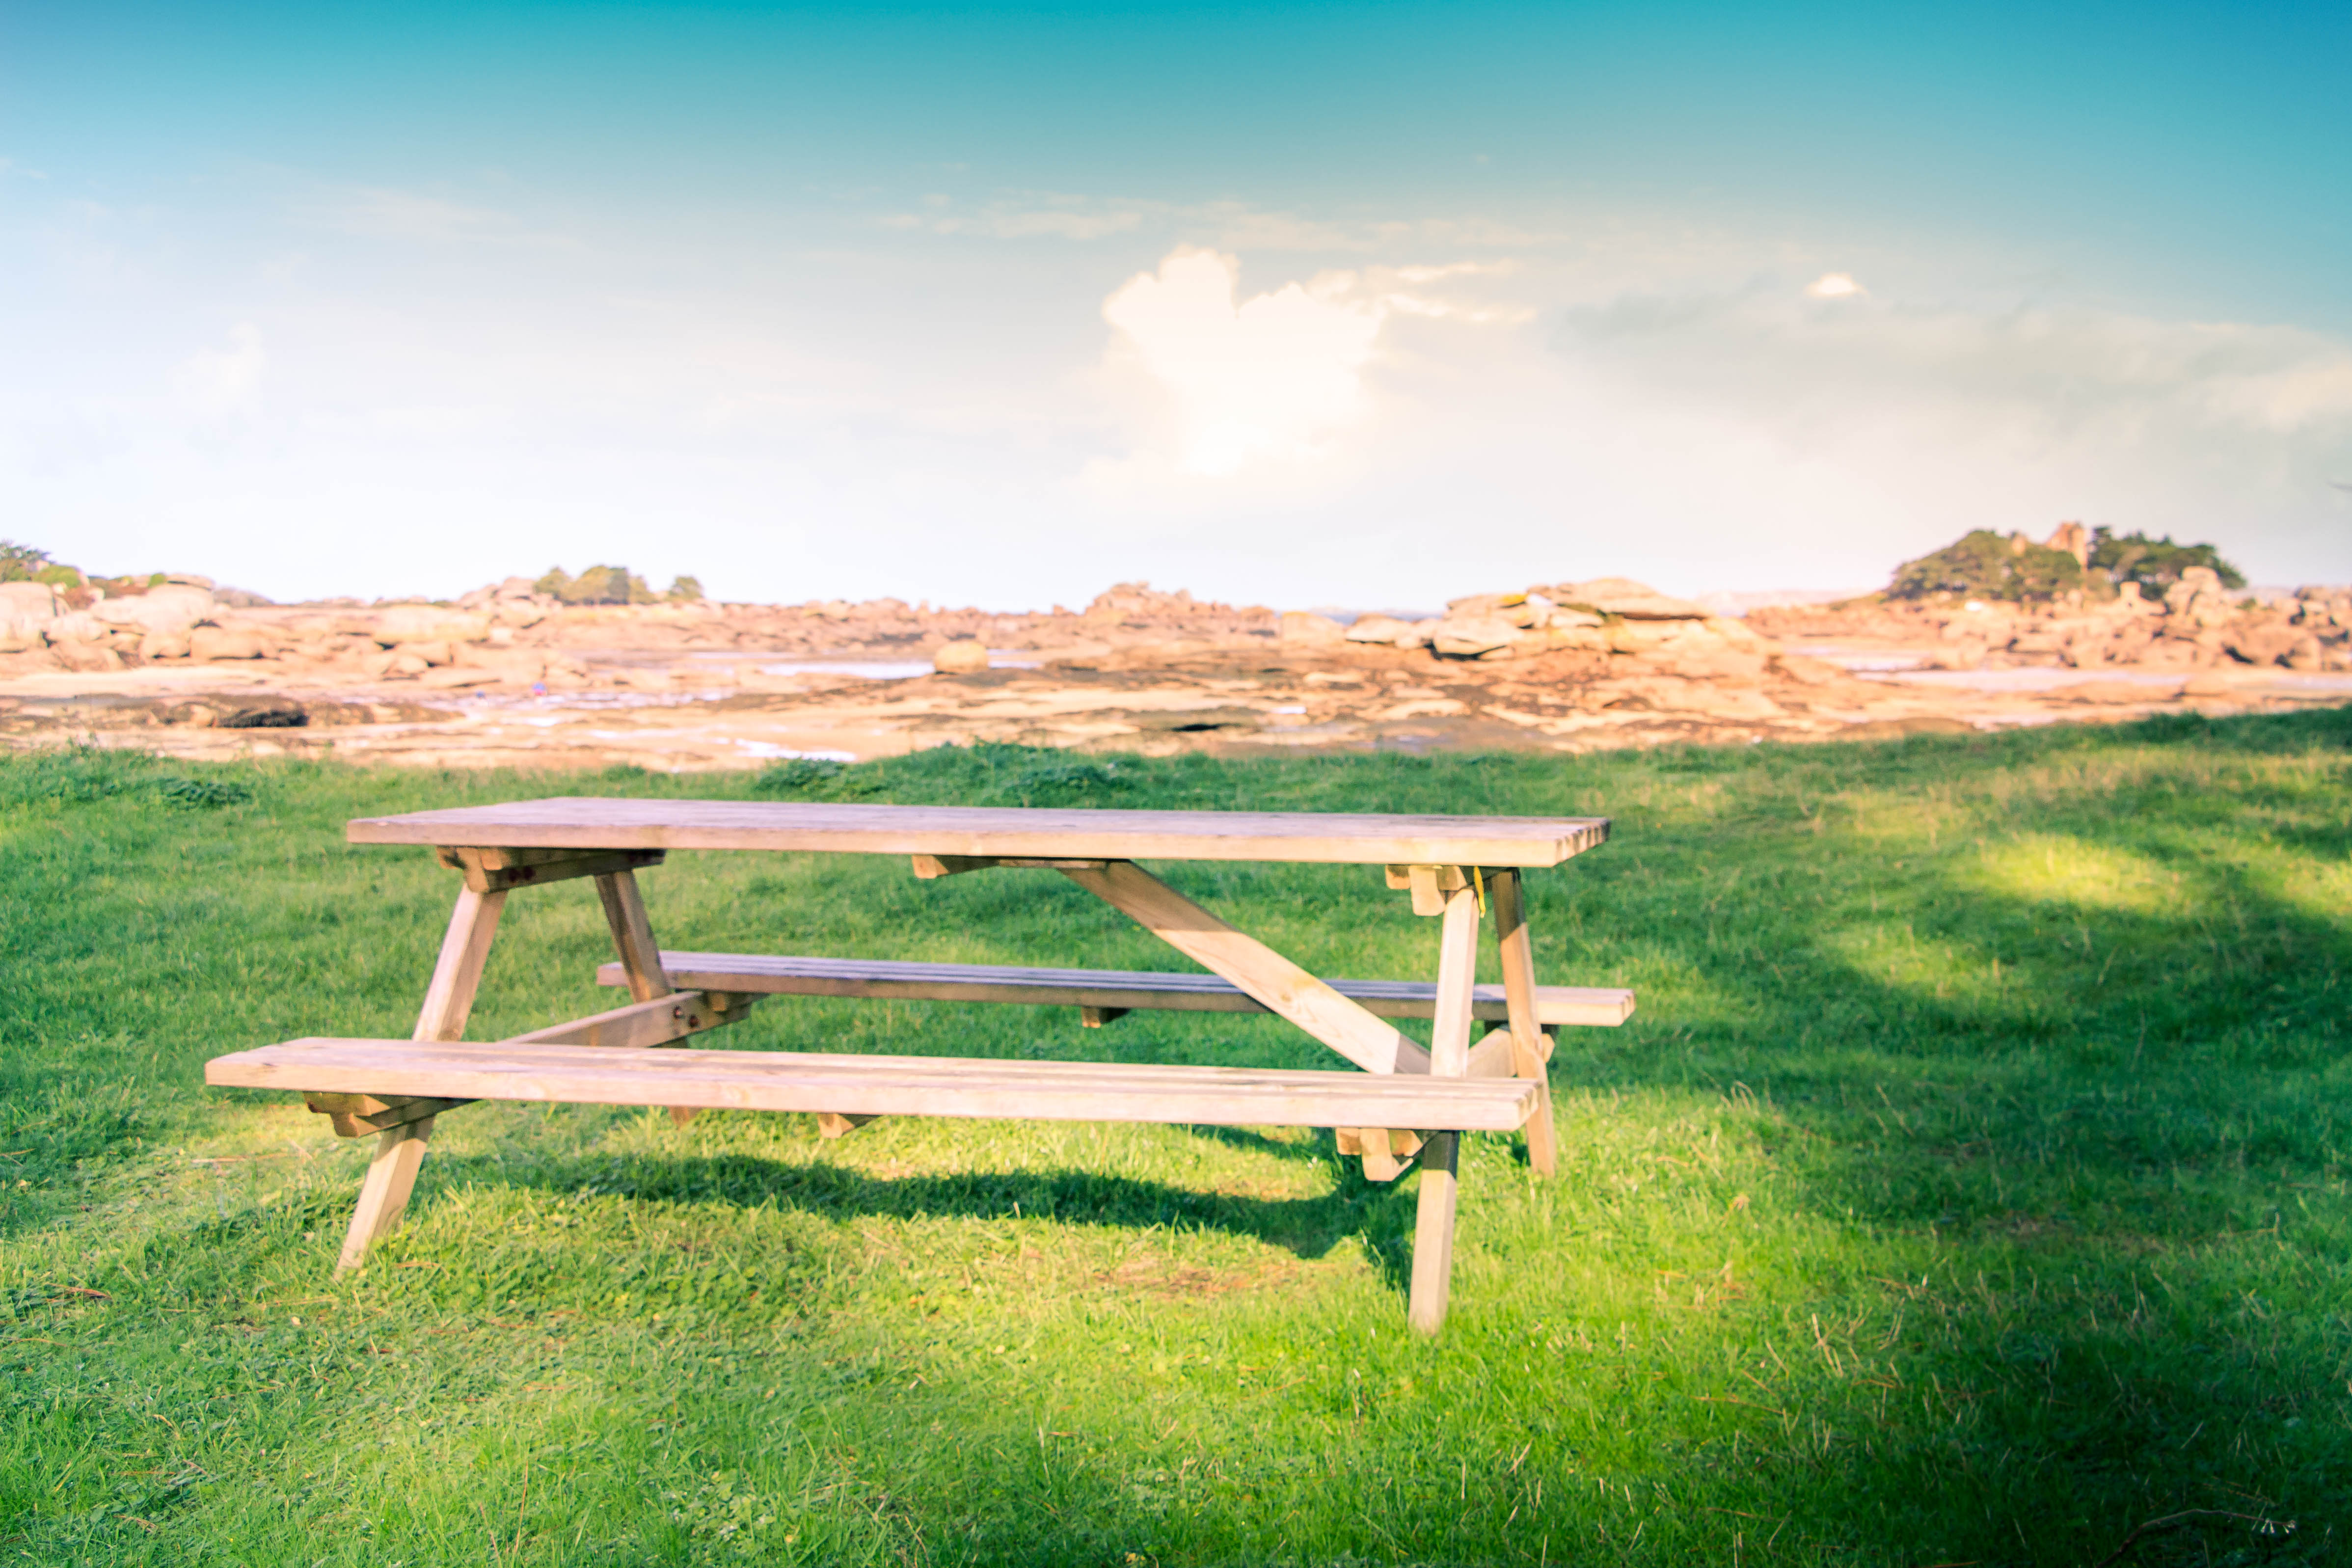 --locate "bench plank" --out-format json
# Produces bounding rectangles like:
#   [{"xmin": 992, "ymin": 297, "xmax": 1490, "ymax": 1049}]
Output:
[
  {"xmin": 208, "ymin": 1039, "xmax": 1540, "ymax": 1132},
  {"xmin": 347, "ymin": 799, "xmax": 1610, "ymax": 868},
  {"xmin": 597, "ymin": 951, "xmax": 1636, "ymax": 1027}
]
